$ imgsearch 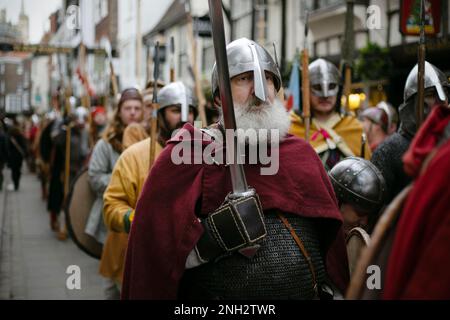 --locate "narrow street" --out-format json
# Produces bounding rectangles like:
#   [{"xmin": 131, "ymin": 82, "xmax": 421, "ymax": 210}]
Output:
[{"xmin": 0, "ymin": 167, "xmax": 104, "ymax": 299}]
